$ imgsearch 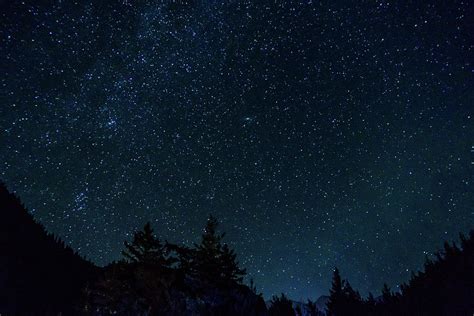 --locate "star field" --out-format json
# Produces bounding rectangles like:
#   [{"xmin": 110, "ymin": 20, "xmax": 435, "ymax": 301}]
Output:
[{"xmin": 1, "ymin": 0, "xmax": 473, "ymax": 300}]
